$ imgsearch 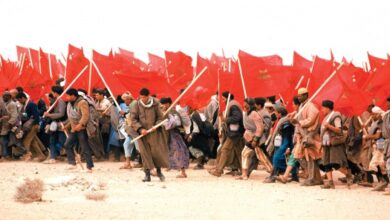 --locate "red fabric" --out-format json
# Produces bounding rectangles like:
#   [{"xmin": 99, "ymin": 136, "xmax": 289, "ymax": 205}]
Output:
[
  {"xmin": 367, "ymin": 53, "xmax": 387, "ymax": 71},
  {"xmin": 307, "ymin": 56, "xmax": 335, "ymax": 94},
  {"xmin": 238, "ymin": 50, "xmax": 283, "ymax": 66},
  {"xmin": 65, "ymin": 44, "xmax": 90, "ymax": 89},
  {"xmin": 0, "ymin": 57, "xmax": 19, "ymax": 91},
  {"xmin": 164, "ymin": 51, "xmax": 194, "ymax": 92},
  {"xmin": 312, "ymin": 65, "xmax": 372, "ymax": 116},
  {"xmin": 118, "ymin": 48, "xmax": 134, "ymax": 58},
  {"xmin": 180, "ymin": 55, "xmax": 218, "ymax": 109},
  {"xmin": 238, "ymin": 51, "xmax": 297, "ymax": 98},
  {"xmin": 148, "ymin": 53, "xmax": 166, "ymax": 76},
  {"xmin": 92, "ymin": 50, "xmax": 128, "ymax": 96},
  {"xmin": 363, "ymin": 62, "xmax": 390, "ymax": 109},
  {"xmin": 17, "ymin": 54, "xmax": 48, "ymax": 102},
  {"xmin": 293, "ymin": 51, "xmax": 312, "ymax": 70}
]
